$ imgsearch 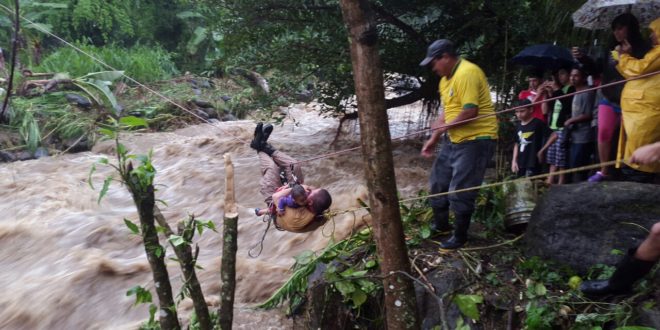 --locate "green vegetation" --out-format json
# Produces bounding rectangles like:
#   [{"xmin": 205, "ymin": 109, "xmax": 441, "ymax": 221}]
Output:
[
  {"xmin": 91, "ymin": 116, "xmax": 221, "ymax": 329},
  {"xmin": 260, "ymin": 186, "xmax": 656, "ymax": 329},
  {"xmin": 36, "ymin": 44, "xmax": 178, "ymax": 83}
]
